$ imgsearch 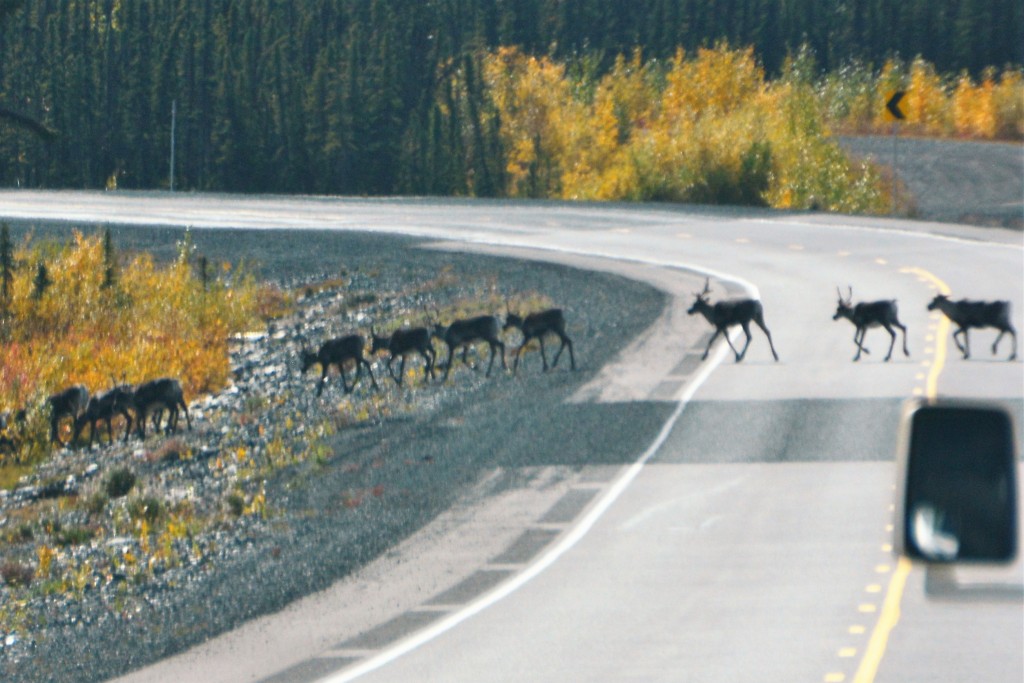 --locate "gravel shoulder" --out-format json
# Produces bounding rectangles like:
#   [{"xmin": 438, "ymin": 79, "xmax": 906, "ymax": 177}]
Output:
[{"xmin": 0, "ymin": 224, "xmax": 670, "ymax": 683}]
